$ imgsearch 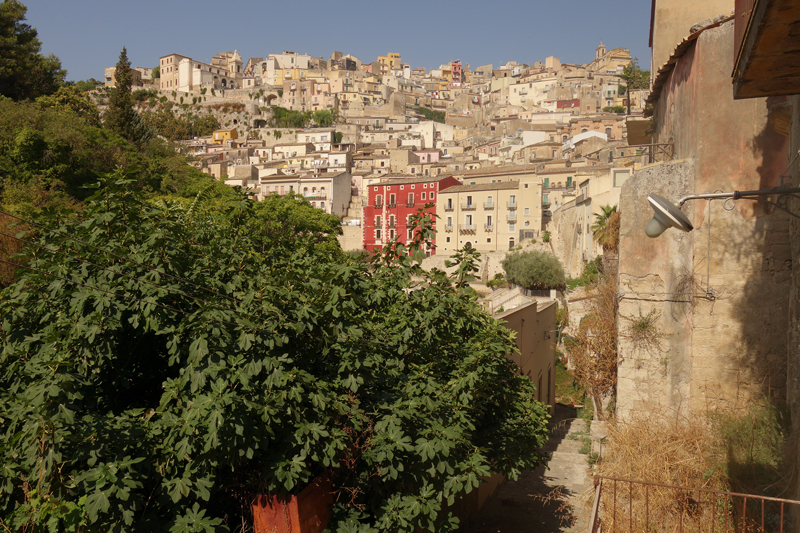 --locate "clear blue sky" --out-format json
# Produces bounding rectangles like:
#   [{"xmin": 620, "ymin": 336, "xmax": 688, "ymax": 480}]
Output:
[{"xmin": 24, "ymin": 0, "xmax": 652, "ymax": 82}]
